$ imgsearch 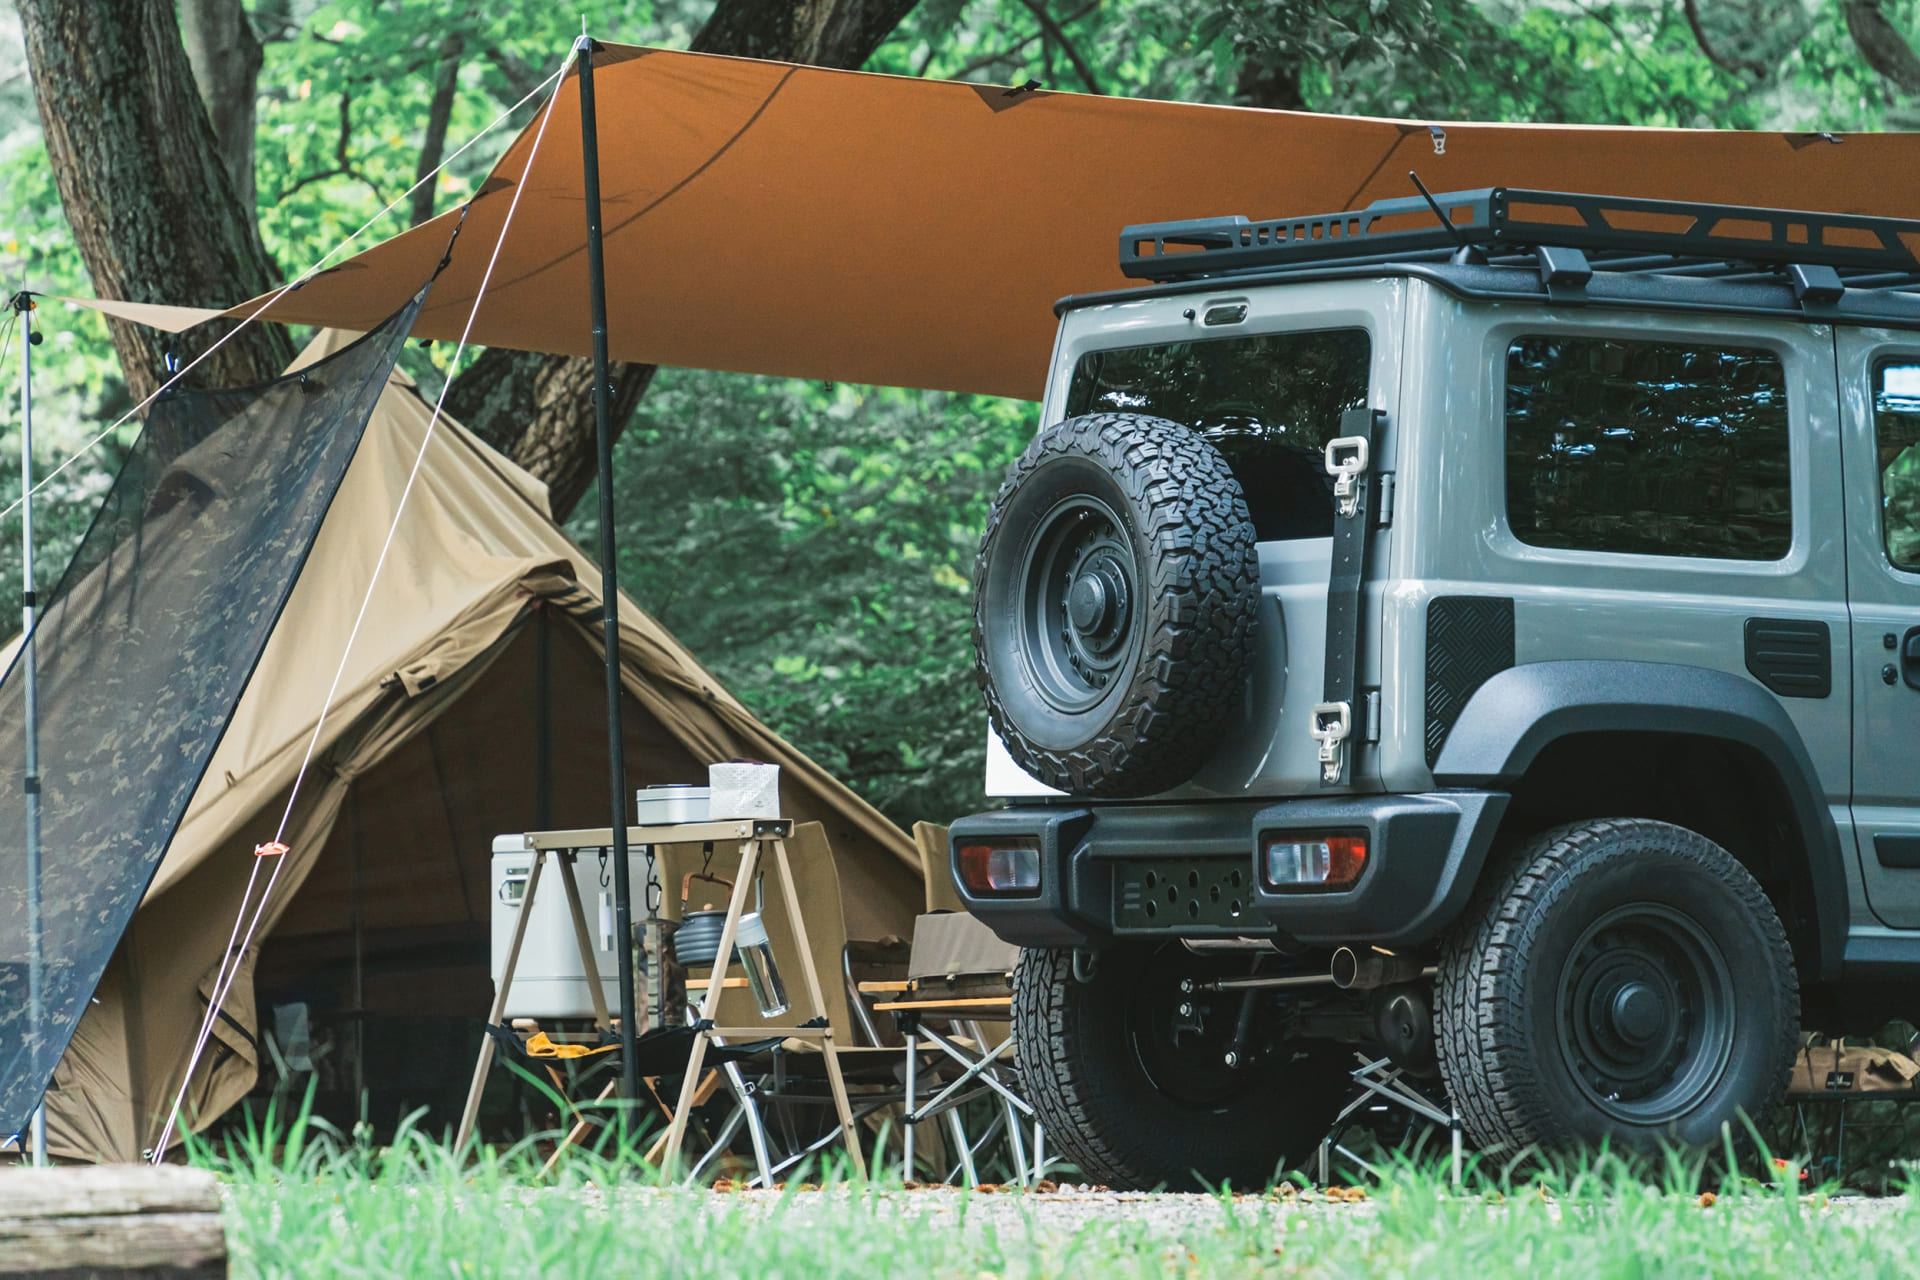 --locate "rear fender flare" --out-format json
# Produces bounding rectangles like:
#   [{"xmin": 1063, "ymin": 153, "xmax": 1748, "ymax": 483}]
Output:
[{"xmin": 1432, "ymin": 660, "xmax": 1845, "ymax": 982}]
